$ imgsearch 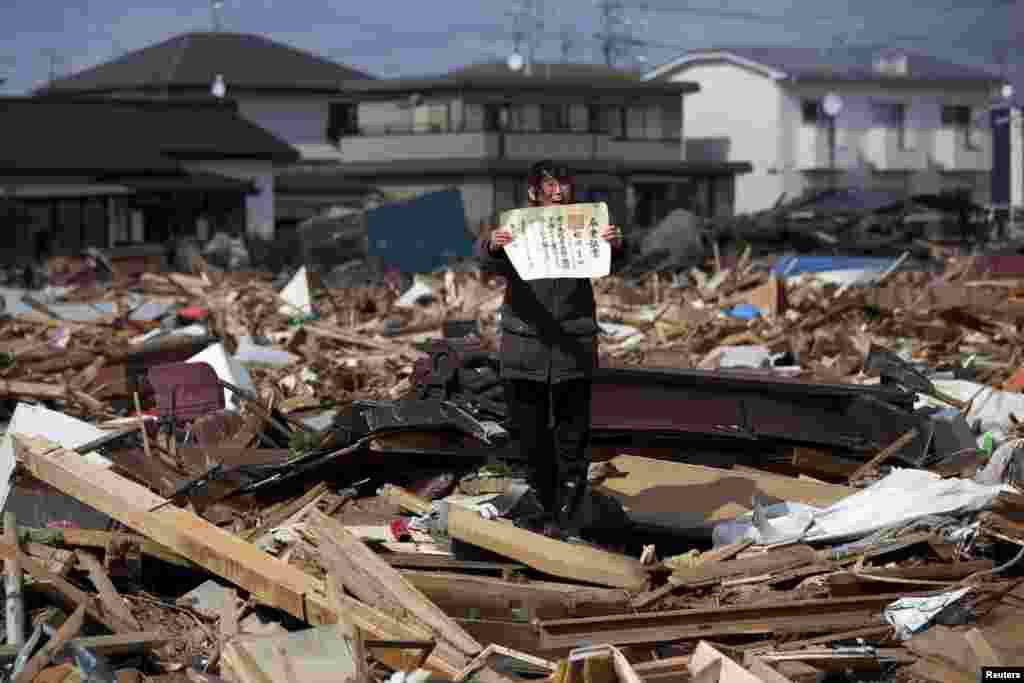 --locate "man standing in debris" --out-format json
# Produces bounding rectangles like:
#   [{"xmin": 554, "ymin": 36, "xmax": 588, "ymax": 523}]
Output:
[{"xmin": 475, "ymin": 160, "xmax": 626, "ymax": 539}]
